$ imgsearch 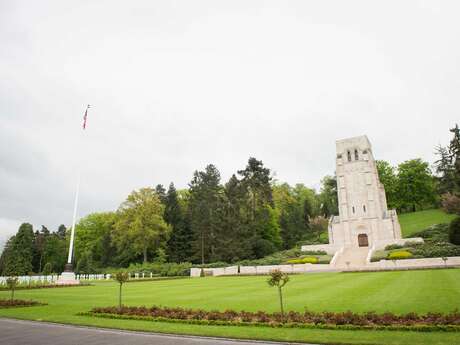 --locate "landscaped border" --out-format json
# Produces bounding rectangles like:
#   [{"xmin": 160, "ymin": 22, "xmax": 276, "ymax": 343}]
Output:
[
  {"xmin": 0, "ymin": 299, "xmax": 46, "ymax": 309},
  {"xmin": 83, "ymin": 306, "xmax": 460, "ymax": 333}
]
